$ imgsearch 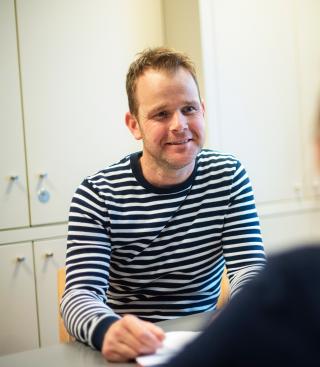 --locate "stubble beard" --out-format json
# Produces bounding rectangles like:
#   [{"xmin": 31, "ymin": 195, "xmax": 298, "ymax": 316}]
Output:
[{"xmin": 156, "ymin": 145, "xmax": 201, "ymax": 172}]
